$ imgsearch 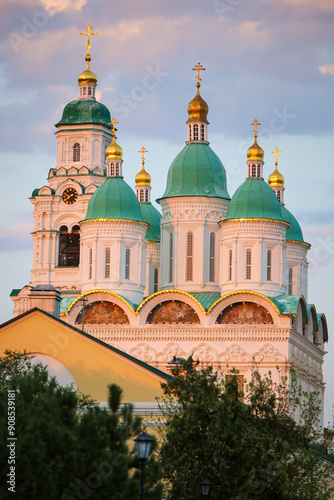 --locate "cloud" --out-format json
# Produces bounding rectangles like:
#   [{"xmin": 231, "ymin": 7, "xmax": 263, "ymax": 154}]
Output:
[
  {"xmin": 282, "ymin": 0, "xmax": 334, "ymax": 10},
  {"xmin": 0, "ymin": 223, "xmax": 34, "ymax": 251},
  {"xmin": 319, "ymin": 64, "xmax": 334, "ymax": 75},
  {"xmin": 38, "ymin": 0, "xmax": 88, "ymax": 14}
]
